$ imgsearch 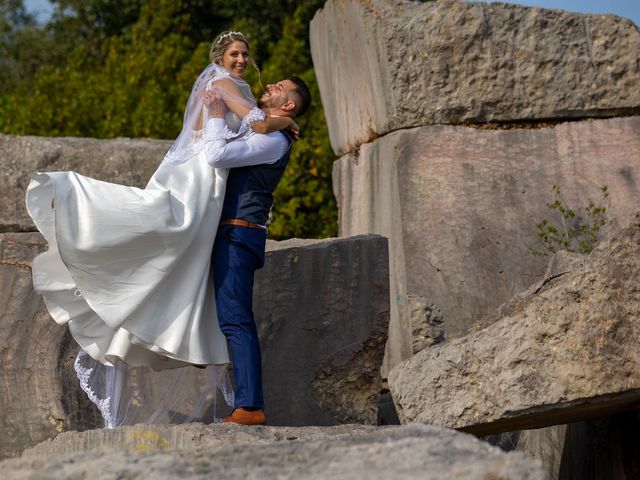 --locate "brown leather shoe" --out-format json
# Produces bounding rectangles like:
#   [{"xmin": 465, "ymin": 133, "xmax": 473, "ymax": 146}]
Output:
[{"xmin": 223, "ymin": 408, "xmax": 266, "ymax": 425}]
